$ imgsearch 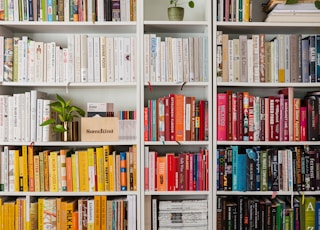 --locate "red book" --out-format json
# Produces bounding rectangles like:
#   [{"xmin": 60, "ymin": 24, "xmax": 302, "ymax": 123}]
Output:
[
  {"xmin": 259, "ymin": 97, "xmax": 265, "ymax": 141},
  {"xmin": 243, "ymin": 91, "xmax": 249, "ymax": 141},
  {"xmin": 274, "ymin": 95, "xmax": 280, "ymax": 141},
  {"xmin": 178, "ymin": 153, "xmax": 185, "ymax": 190},
  {"xmin": 205, "ymin": 148, "xmax": 209, "ymax": 190},
  {"xmin": 174, "ymin": 156, "xmax": 180, "ymax": 191},
  {"xmin": 184, "ymin": 153, "xmax": 190, "ymax": 190},
  {"xmin": 148, "ymin": 100, "xmax": 153, "ymax": 141},
  {"xmin": 144, "ymin": 107, "xmax": 149, "ymax": 141},
  {"xmin": 166, "ymin": 153, "xmax": 175, "ymax": 191},
  {"xmin": 199, "ymin": 100, "xmax": 206, "ymax": 141},
  {"xmin": 66, "ymin": 153, "xmax": 73, "ymax": 192},
  {"xmin": 264, "ymin": 97, "xmax": 269, "ymax": 142},
  {"xmin": 248, "ymin": 95, "xmax": 254, "ymax": 141},
  {"xmin": 226, "ymin": 90, "xmax": 233, "ymax": 140},
  {"xmin": 268, "ymin": 96, "xmax": 275, "ymax": 141},
  {"xmin": 189, "ymin": 154, "xmax": 194, "ymax": 191},
  {"xmin": 232, "ymin": 93, "xmax": 238, "ymax": 141},
  {"xmin": 169, "ymin": 94, "xmax": 175, "ymax": 141},
  {"xmin": 157, "ymin": 97, "xmax": 165, "ymax": 141},
  {"xmin": 217, "ymin": 93, "xmax": 227, "ymax": 141},
  {"xmin": 190, "ymin": 97, "xmax": 196, "ymax": 141},
  {"xmin": 283, "ymin": 99, "xmax": 289, "ymax": 141},
  {"xmin": 164, "ymin": 96, "xmax": 171, "ymax": 141},
  {"xmin": 279, "ymin": 94, "xmax": 285, "ymax": 141},
  {"xmin": 300, "ymin": 106, "xmax": 307, "ymax": 141},
  {"xmin": 237, "ymin": 92, "xmax": 244, "ymax": 141}
]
